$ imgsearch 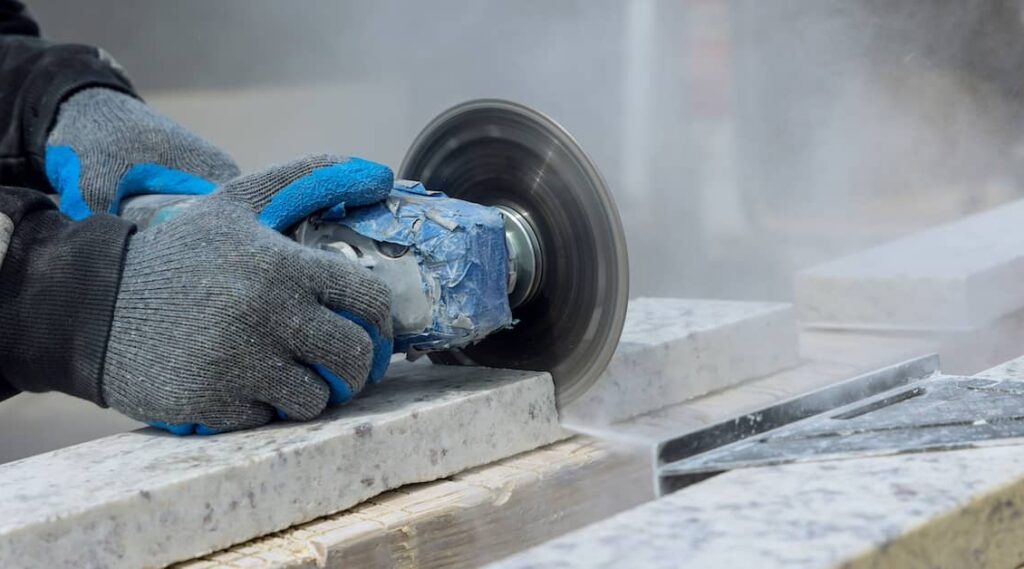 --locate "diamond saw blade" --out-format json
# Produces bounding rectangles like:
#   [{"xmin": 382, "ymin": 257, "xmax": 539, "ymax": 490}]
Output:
[{"xmin": 399, "ymin": 99, "xmax": 629, "ymax": 405}]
